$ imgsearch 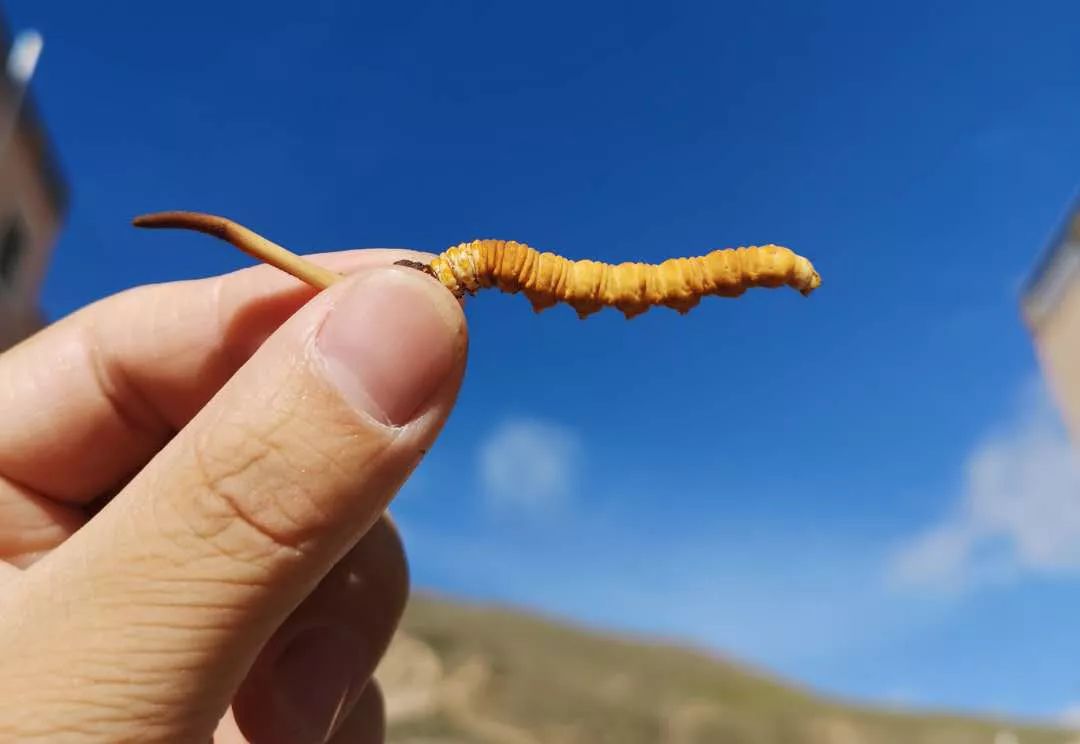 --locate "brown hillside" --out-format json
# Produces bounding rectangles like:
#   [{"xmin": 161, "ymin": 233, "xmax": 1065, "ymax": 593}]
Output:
[{"xmin": 375, "ymin": 593, "xmax": 1076, "ymax": 744}]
